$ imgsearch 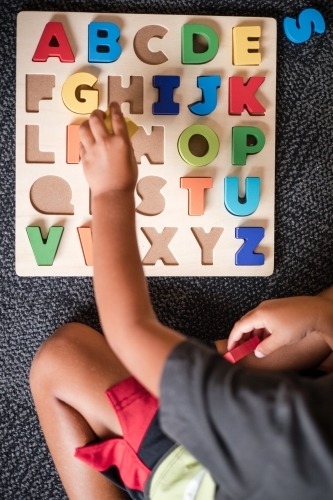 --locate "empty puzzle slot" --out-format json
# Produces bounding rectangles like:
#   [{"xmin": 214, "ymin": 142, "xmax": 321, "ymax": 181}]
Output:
[
  {"xmin": 191, "ymin": 227, "xmax": 223, "ymax": 265},
  {"xmin": 108, "ymin": 76, "xmax": 144, "ymax": 114},
  {"xmin": 133, "ymin": 25, "xmax": 169, "ymax": 65},
  {"xmin": 25, "ymin": 125, "xmax": 55, "ymax": 163},
  {"xmin": 26, "ymin": 74, "xmax": 55, "ymax": 113},
  {"xmin": 136, "ymin": 176, "xmax": 166, "ymax": 216},
  {"xmin": 132, "ymin": 126, "xmax": 164, "ymax": 164},
  {"xmin": 30, "ymin": 176, "xmax": 74, "ymax": 215},
  {"xmin": 141, "ymin": 227, "xmax": 178, "ymax": 265}
]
